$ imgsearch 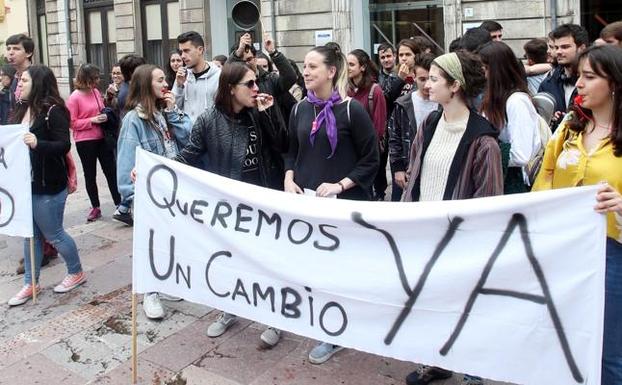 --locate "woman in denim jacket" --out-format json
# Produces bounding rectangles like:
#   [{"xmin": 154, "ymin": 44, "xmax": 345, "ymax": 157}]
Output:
[{"xmin": 115, "ymin": 64, "xmax": 192, "ymax": 319}]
